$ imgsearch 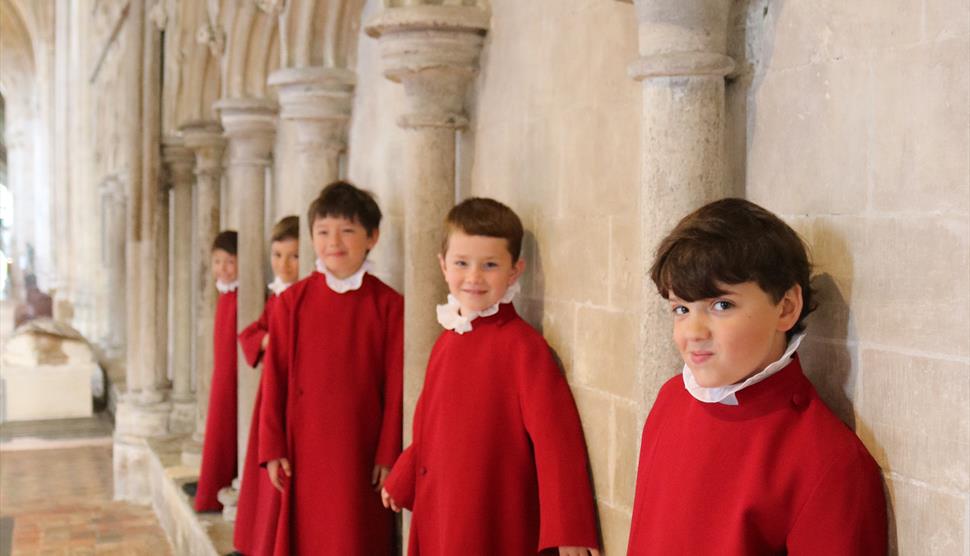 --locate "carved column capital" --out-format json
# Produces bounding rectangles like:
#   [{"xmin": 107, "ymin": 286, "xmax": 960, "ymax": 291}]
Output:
[
  {"xmin": 269, "ymin": 66, "xmax": 354, "ymax": 151},
  {"xmin": 215, "ymin": 98, "xmax": 278, "ymax": 167},
  {"xmin": 162, "ymin": 136, "xmax": 196, "ymax": 189},
  {"xmin": 180, "ymin": 120, "xmax": 227, "ymax": 178},
  {"xmin": 366, "ymin": 6, "xmax": 489, "ymax": 129},
  {"xmin": 629, "ymin": 0, "xmax": 735, "ymax": 80}
]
